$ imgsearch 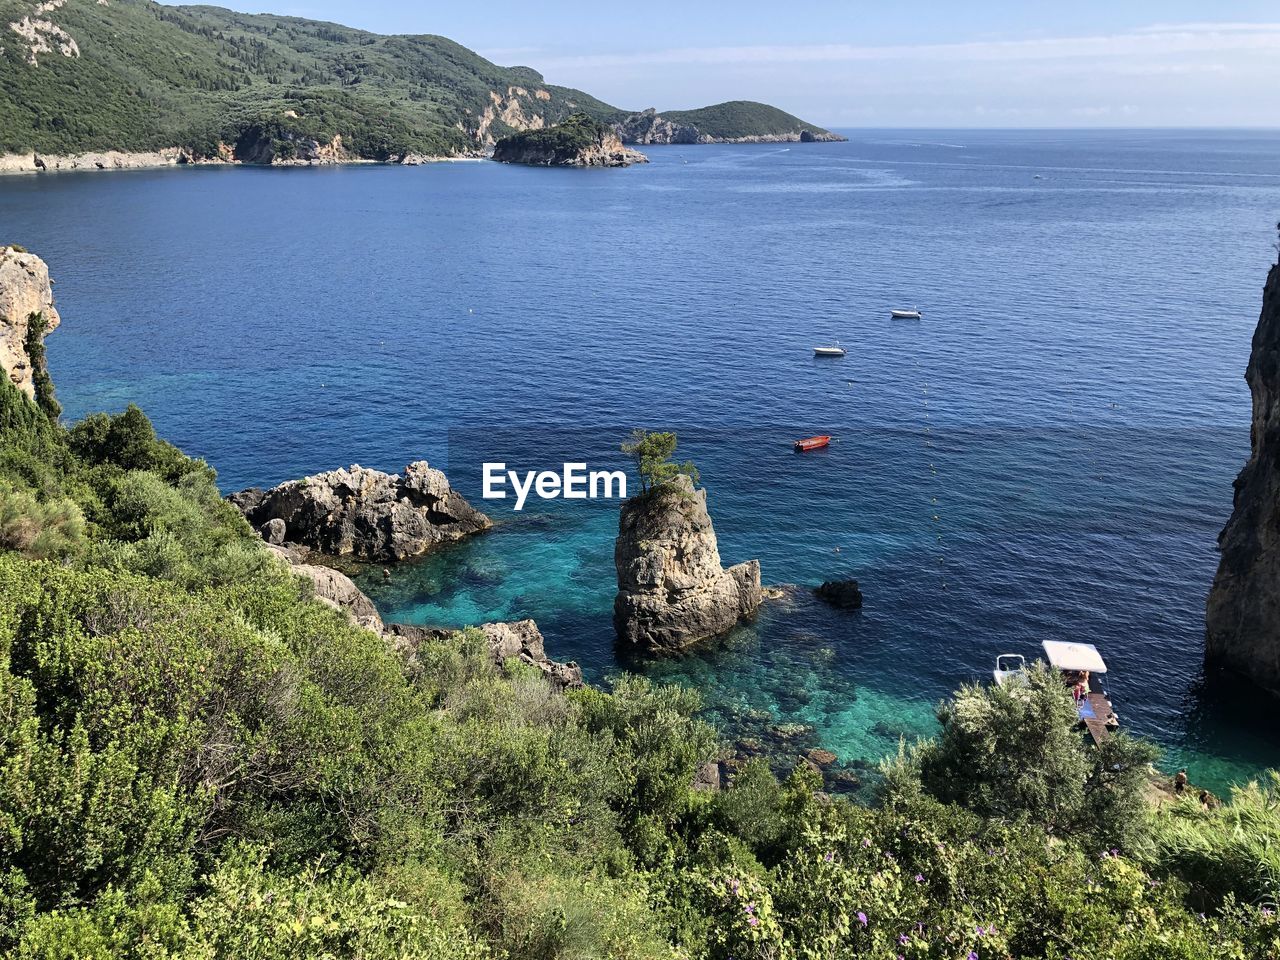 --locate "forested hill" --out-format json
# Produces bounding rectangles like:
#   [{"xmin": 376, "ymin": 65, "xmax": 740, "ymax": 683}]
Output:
[{"xmin": 0, "ymin": 0, "xmax": 840, "ymax": 160}]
